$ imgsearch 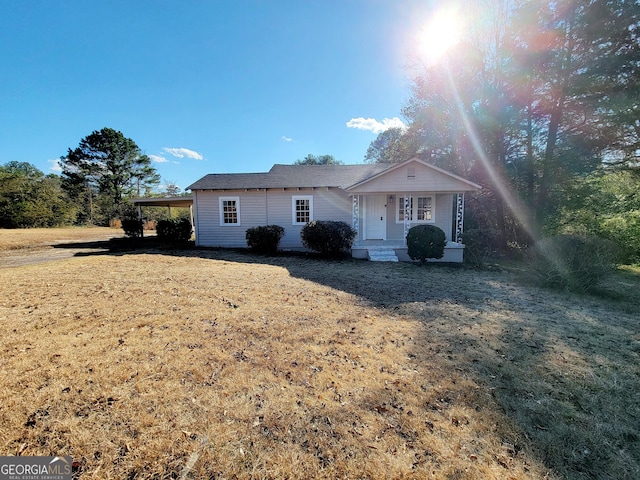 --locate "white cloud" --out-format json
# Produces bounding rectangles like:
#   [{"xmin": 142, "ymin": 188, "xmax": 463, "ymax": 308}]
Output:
[
  {"xmin": 281, "ymin": 136, "xmax": 293, "ymax": 142},
  {"xmin": 346, "ymin": 117, "xmax": 407, "ymax": 134},
  {"xmin": 163, "ymin": 147, "xmax": 204, "ymax": 160},
  {"xmin": 149, "ymin": 154, "xmax": 169, "ymax": 163},
  {"xmin": 48, "ymin": 158, "xmax": 62, "ymax": 172}
]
